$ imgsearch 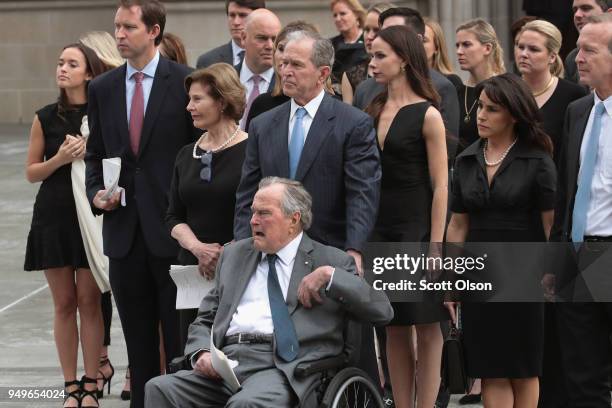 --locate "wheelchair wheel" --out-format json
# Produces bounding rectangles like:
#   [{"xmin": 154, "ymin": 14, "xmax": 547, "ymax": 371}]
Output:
[{"xmin": 320, "ymin": 367, "xmax": 384, "ymax": 408}]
